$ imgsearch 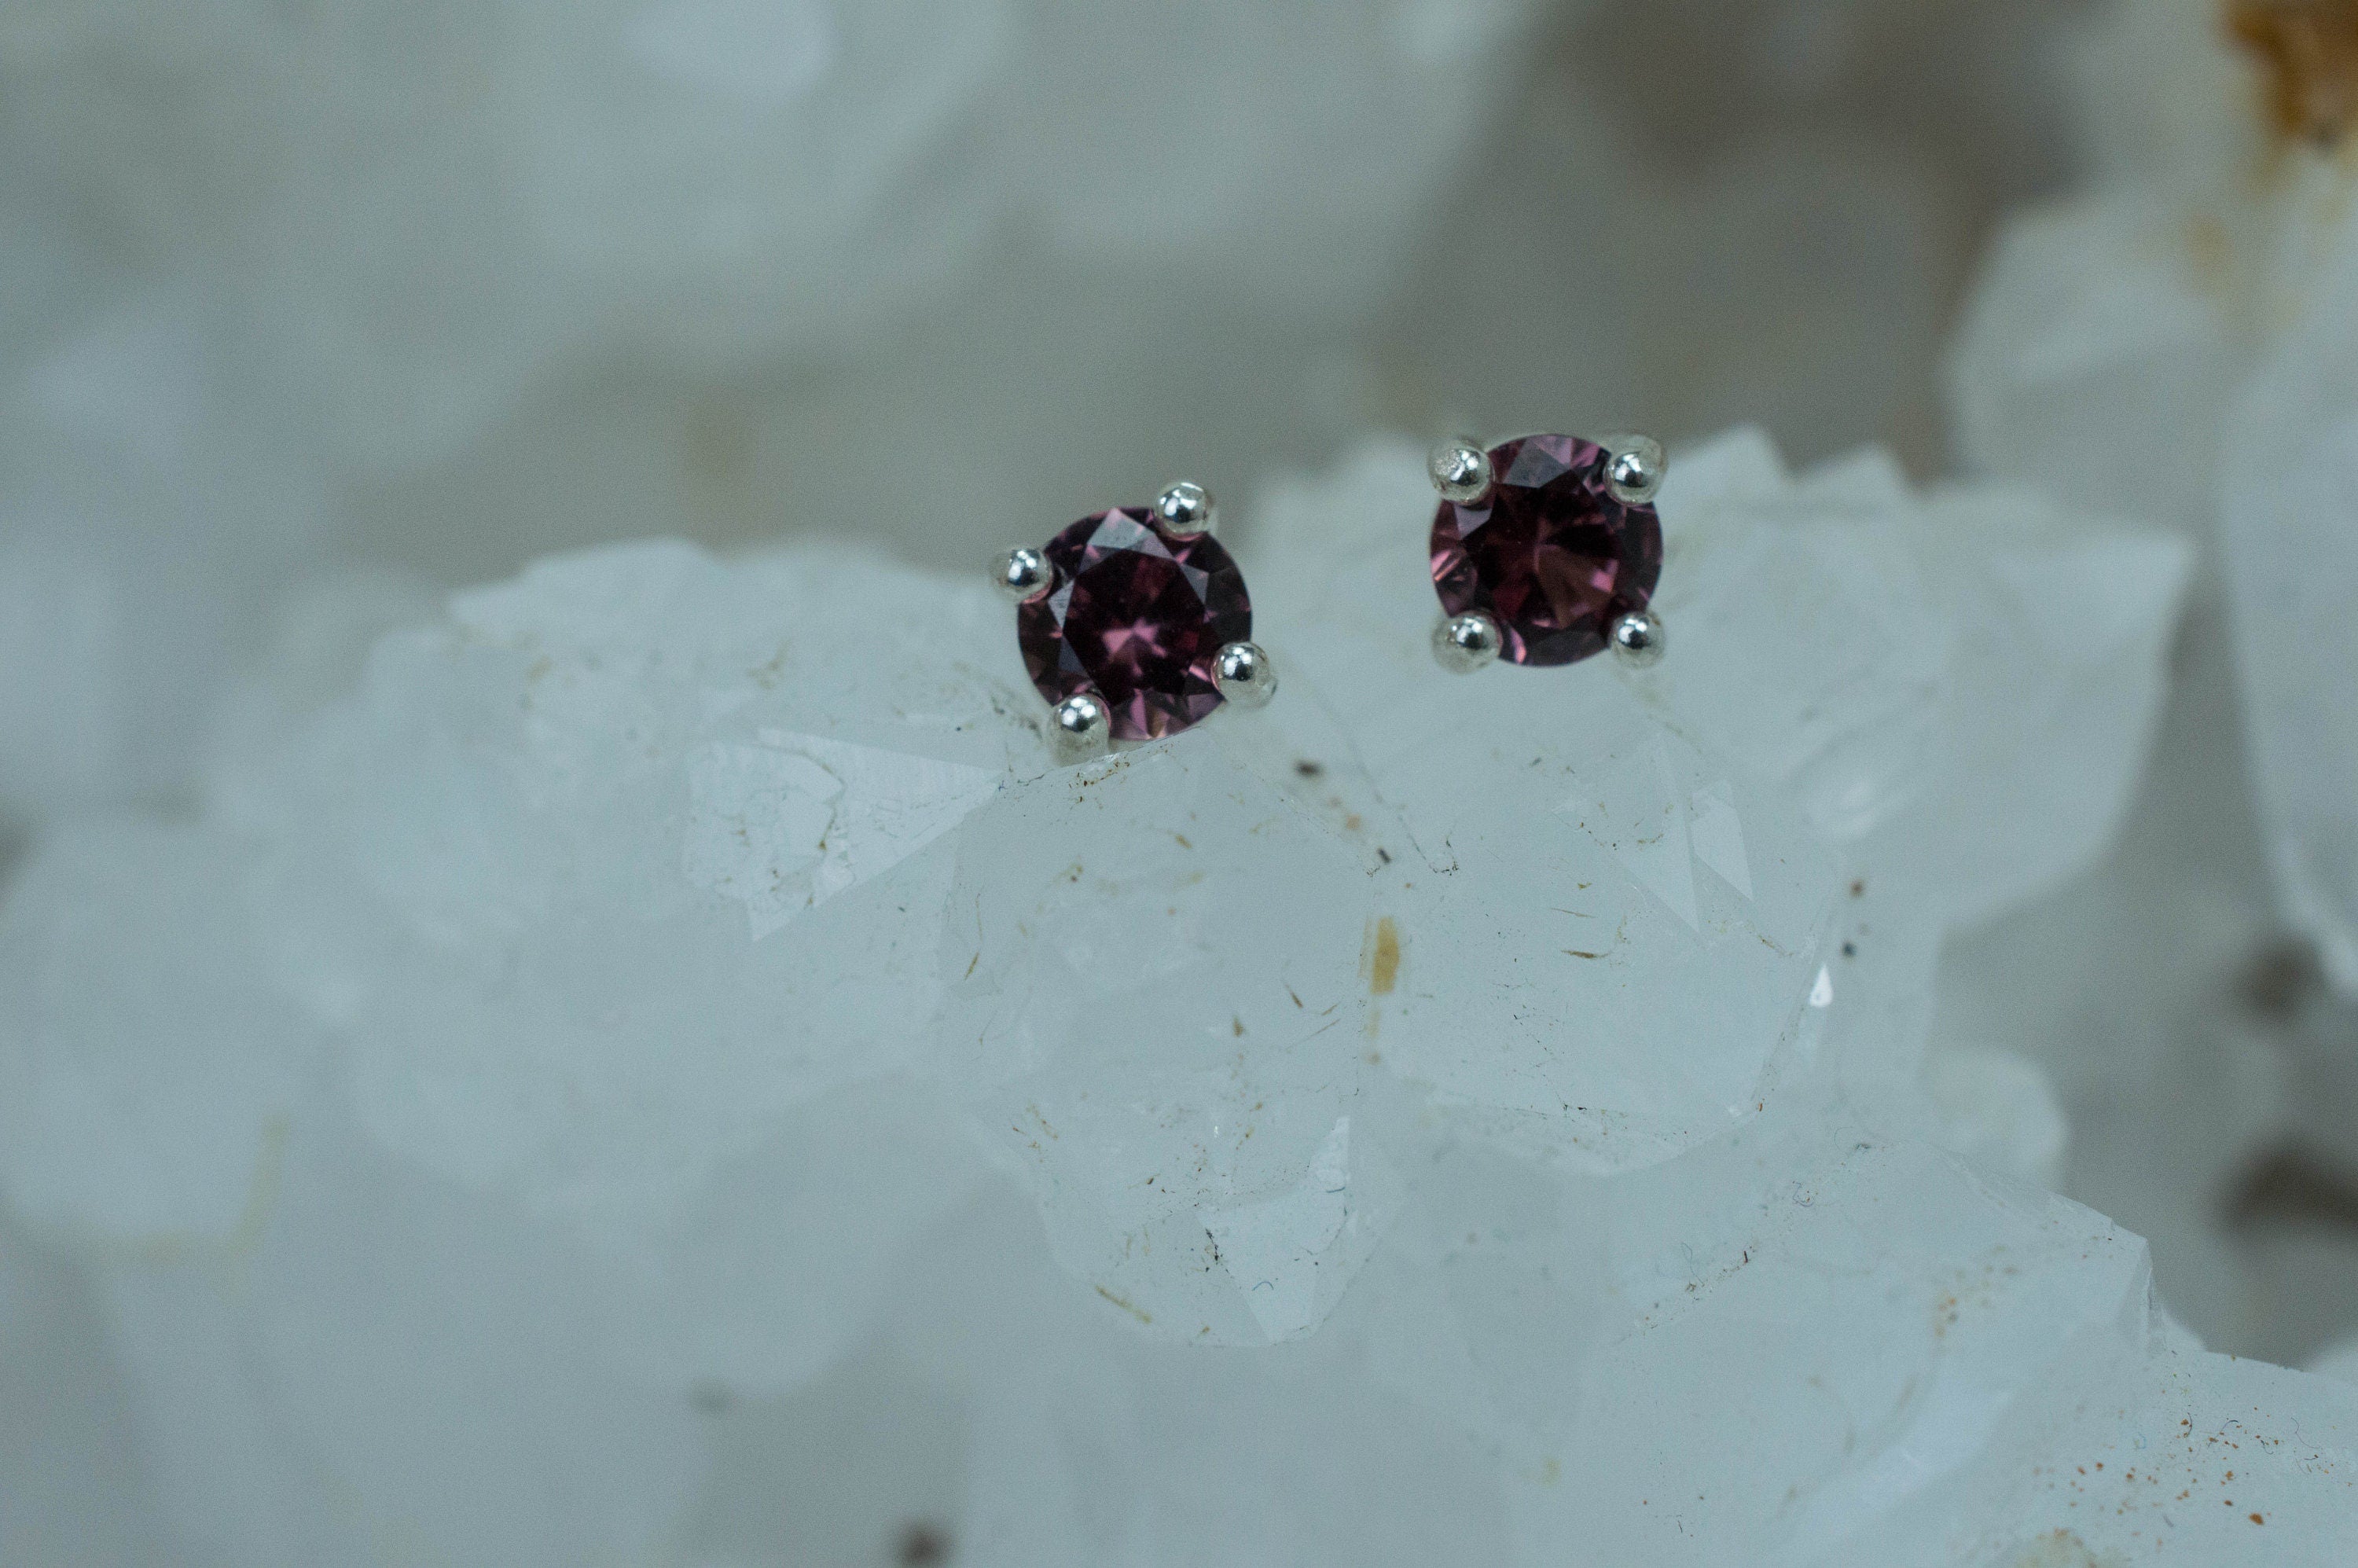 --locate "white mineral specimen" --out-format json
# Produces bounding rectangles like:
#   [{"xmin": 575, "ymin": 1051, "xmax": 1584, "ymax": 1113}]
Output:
[
  {"xmin": 0, "ymin": 293, "xmax": 327, "ymax": 819},
  {"xmin": 0, "ymin": 0, "xmax": 1554, "ymax": 838},
  {"xmin": 2222, "ymin": 233, "xmax": 2358, "ymax": 992},
  {"xmin": 0, "ymin": 0, "xmax": 1538, "ymax": 469},
  {"xmin": 1943, "ymin": 0, "xmax": 2358, "ymax": 1366},
  {"xmin": 7, "ymin": 432, "xmax": 2344, "ymax": 1563},
  {"xmin": 1950, "ymin": 0, "xmax": 2358, "ymax": 992}
]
